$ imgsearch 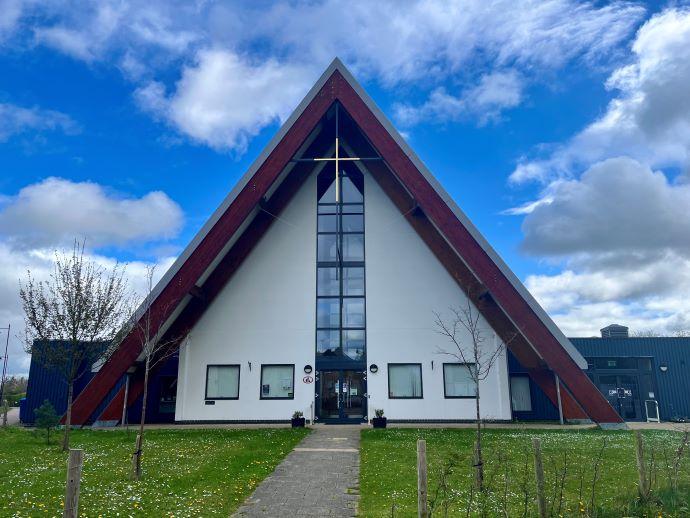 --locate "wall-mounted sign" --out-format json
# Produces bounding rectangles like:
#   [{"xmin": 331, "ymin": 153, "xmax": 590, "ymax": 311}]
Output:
[{"xmin": 303, "ymin": 375, "xmax": 314, "ymax": 384}]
